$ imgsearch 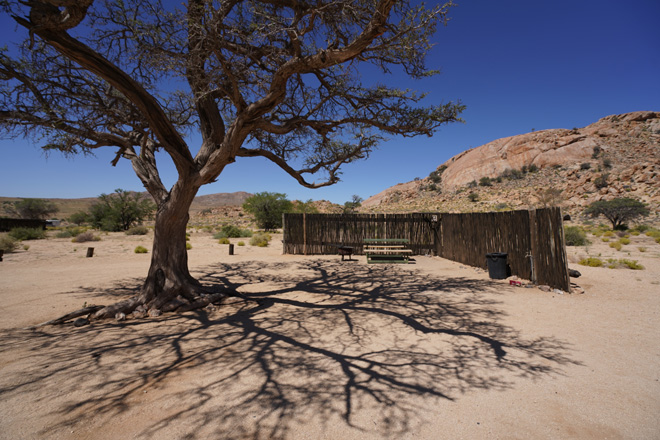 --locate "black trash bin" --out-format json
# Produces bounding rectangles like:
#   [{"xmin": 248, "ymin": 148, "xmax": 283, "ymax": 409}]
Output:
[{"xmin": 486, "ymin": 252, "xmax": 508, "ymax": 279}]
